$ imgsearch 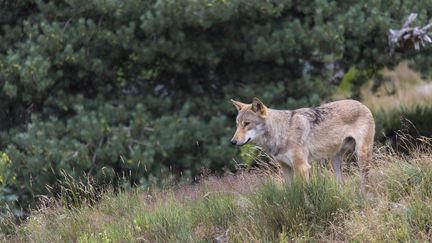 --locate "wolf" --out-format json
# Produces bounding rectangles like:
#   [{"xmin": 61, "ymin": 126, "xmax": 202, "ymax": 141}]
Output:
[{"xmin": 230, "ymin": 98, "xmax": 375, "ymax": 188}]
